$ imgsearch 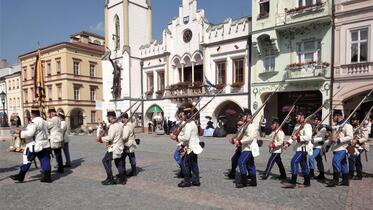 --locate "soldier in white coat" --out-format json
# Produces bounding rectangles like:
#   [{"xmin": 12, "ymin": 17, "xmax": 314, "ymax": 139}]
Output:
[
  {"xmin": 326, "ymin": 109, "xmax": 353, "ymax": 187},
  {"xmin": 171, "ymin": 108, "xmax": 203, "ymax": 188},
  {"xmin": 308, "ymin": 116, "xmax": 327, "ymax": 180},
  {"xmin": 121, "ymin": 113, "xmax": 138, "ymax": 177},
  {"xmin": 261, "ymin": 118, "xmax": 287, "ymax": 180},
  {"xmin": 58, "ymin": 111, "xmax": 71, "ymax": 168},
  {"xmin": 348, "ymin": 115, "xmax": 369, "ymax": 180},
  {"xmin": 47, "ymin": 107, "xmax": 64, "ymax": 173},
  {"xmin": 233, "ymin": 109, "xmax": 259, "ymax": 188},
  {"xmin": 283, "ymin": 110, "xmax": 313, "ymax": 188},
  {"xmin": 10, "ymin": 107, "xmax": 52, "ymax": 183},
  {"xmin": 96, "ymin": 110, "xmax": 126, "ymax": 185}
]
